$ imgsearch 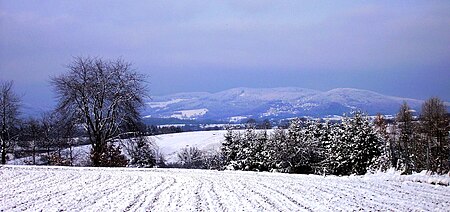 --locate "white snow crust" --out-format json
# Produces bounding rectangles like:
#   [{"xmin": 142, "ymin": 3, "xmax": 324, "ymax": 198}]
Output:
[{"xmin": 1, "ymin": 165, "xmax": 449, "ymax": 211}]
